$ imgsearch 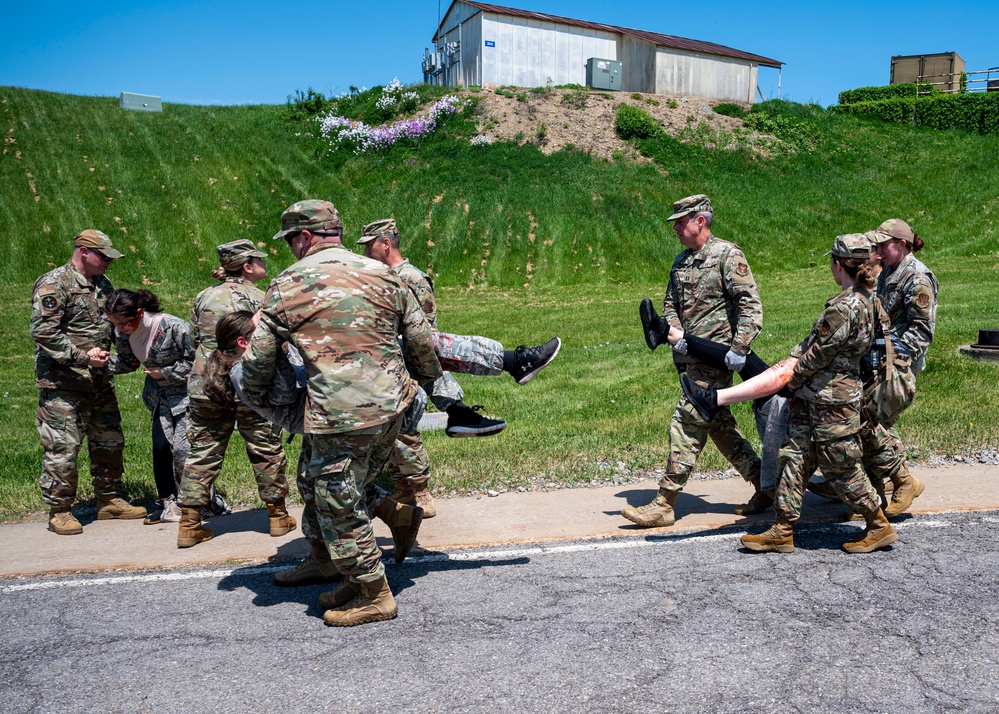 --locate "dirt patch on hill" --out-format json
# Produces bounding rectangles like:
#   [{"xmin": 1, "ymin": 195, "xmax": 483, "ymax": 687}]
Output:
[{"xmin": 454, "ymin": 87, "xmax": 766, "ymax": 159}]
